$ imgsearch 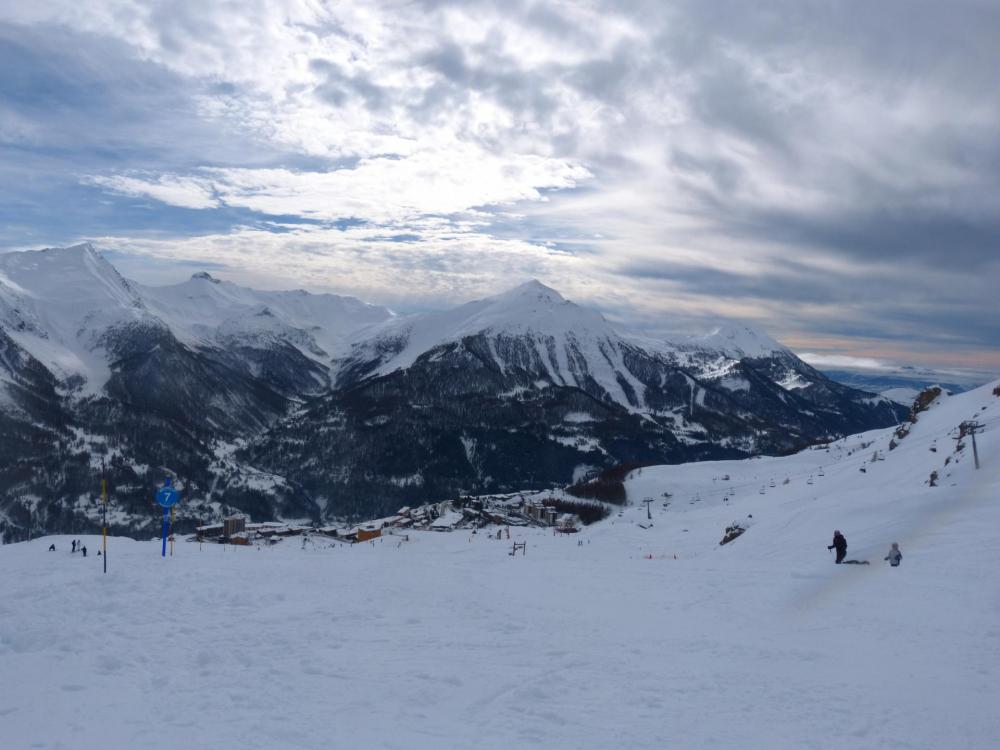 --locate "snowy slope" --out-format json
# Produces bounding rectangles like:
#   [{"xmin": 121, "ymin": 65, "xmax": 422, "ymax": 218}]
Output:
[
  {"xmin": 633, "ymin": 322, "xmax": 788, "ymax": 363},
  {"xmin": 1, "ymin": 382, "xmax": 997, "ymax": 750},
  {"xmin": 622, "ymin": 380, "xmax": 1000, "ymax": 563},
  {"xmin": 881, "ymin": 386, "xmax": 922, "ymax": 405},
  {"xmin": 682, "ymin": 323, "xmax": 788, "ymax": 358}
]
